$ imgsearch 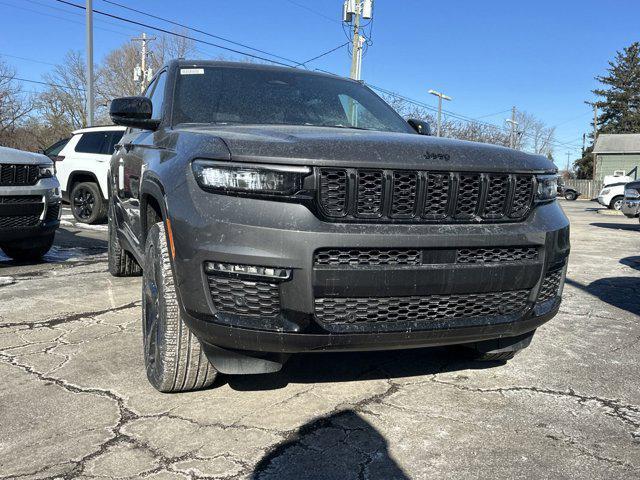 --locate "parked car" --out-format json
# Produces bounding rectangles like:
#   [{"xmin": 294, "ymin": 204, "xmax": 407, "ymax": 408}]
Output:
[
  {"xmin": 621, "ymin": 180, "xmax": 640, "ymax": 219},
  {"xmin": 54, "ymin": 126, "xmax": 125, "ymax": 224},
  {"xmin": 108, "ymin": 60, "xmax": 570, "ymax": 392},
  {"xmin": 597, "ymin": 175, "xmax": 633, "ymax": 210},
  {"xmin": 557, "ymin": 177, "xmax": 580, "ymax": 201},
  {"xmin": 0, "ymin": 146, "xmax": 61, "ymax": 260},
  {"xmin": 42, "ymin": 137, "xmax": 70, "ymax": 162}
]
